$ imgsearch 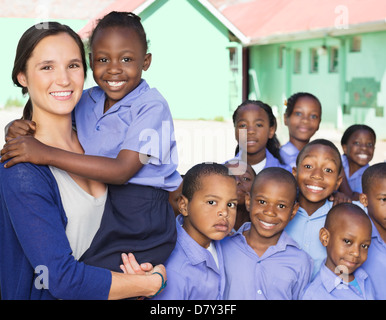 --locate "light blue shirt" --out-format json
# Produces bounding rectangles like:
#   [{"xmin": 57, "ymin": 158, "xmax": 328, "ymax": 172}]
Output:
[
  {"xmin": 285, "ymin": 200, "xmax": 365, "ymax": 279},
  {"xmin": 301, "ymin": 263, "xmax": 375, "ymax": 300},
  {"xmin": 152, "ymin": 215, "xmax": 226, "ymax": 300},
  {"xmin": 221, "ymin": 223, "xmax": 313, "ymax": 300},
  {"xmin": 285, "ymin": 200, "xmax": 332, "ymax": 279},
  {"xmin": 341, "ymin": 154, "xmax": 369, "ymax": 193},
  {"xmin": 280, "ymin": 141, "xmax": 299, "ymax": 169},
  {"xmin": 233, "ymin": 148, "xmax": 291, "ymax": 174},
  {"xmin": 75, "ymin": 79, "xmax": 182, "ymax": 191},
  {"xmin": 361, "ymin": 220, "xmax": 386, "ymax": 299}
]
